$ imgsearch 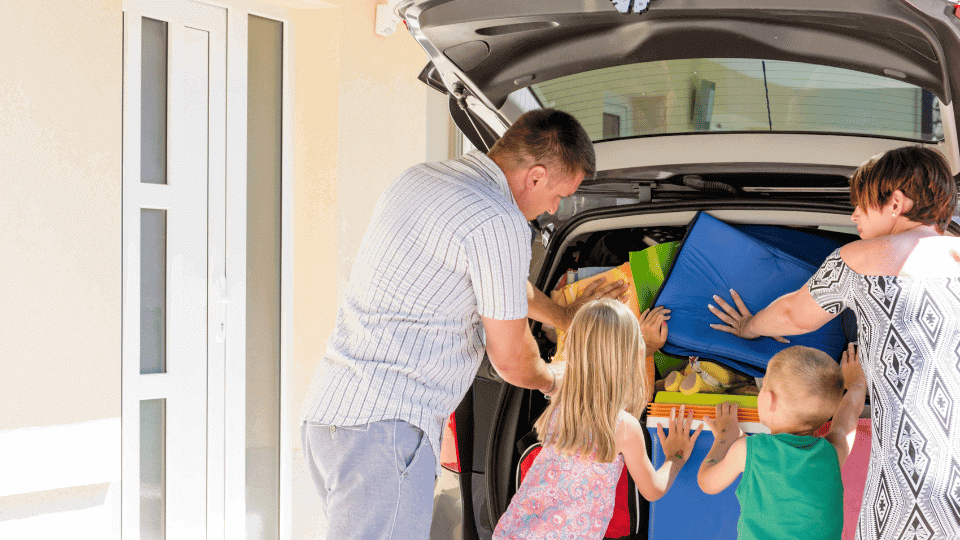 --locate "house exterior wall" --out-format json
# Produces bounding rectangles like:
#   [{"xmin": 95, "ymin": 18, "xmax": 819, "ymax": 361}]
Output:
[
  {"xmin": 289, "ymin": 2, "xmax": 448, "ymax": 538},
  {"xmin": 0, "ymin": 0, "xmax": 438, "ymax": 538},
  {"xmin": 0, "ymin": 0, "xmax": 443, "ymax": 537},
  {"xmin": 0, "ymin": 0, "xmax": 123, "ymax": 537}
]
